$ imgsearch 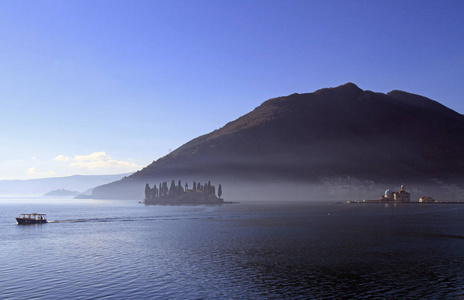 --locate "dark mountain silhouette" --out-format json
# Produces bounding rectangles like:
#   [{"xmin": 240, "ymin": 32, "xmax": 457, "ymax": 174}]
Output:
[{"xmin": 92, "ymin": 83, "xmax": 464, "ymax": 200}]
